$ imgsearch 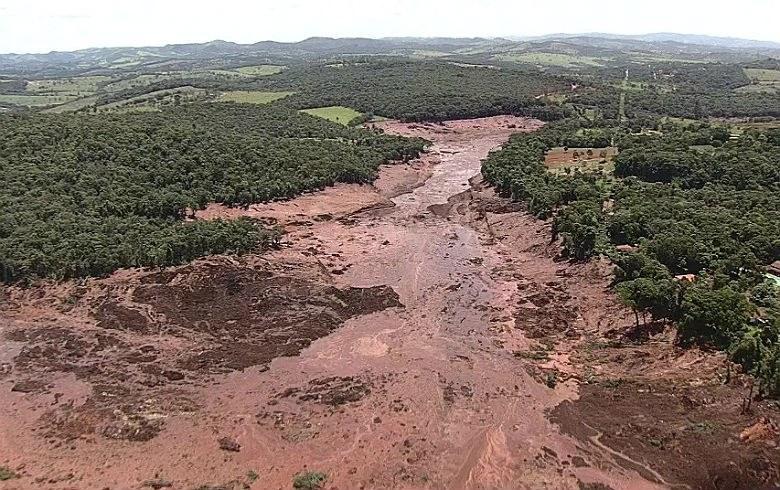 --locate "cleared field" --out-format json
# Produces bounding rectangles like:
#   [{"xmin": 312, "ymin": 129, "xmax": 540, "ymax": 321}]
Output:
[
  {"xmin": 735, "ymin": 84, "xmax": 778, "ymax": 94},
  {"xmin": 740, "ymin": 68, "xmax": 780, "ymax": 93},
  {"xmin": 0, "ymin": 94, "xmax": 79, "ymax": 106},
  {"xmin": 301, "ymin": 106, "xmax": 363, "ymax": 125},
  {"xmin": 495, "ymin": 52, "xmax": 604, "ymax": 67},
  {"xmin": 42, "ymin": 95, "xmax": 100, "ymax": 113},
  {"xmin": 98, "ymin": 86, "xmax": 208, "ymax": 112},
  {"xmin": 26, "ymin": 76, "xmax": 110, "ymax": 95},
  {"xmin": 105, "ymin": 71, "xmax": 248, "ymax": 93},
  {"xmin": 544, "ymin": 147, "xmax": 618, "ymax": 175},
  {"xmin": 104, "ymin": 74, "xmax": 169, "ymax": 92},
  {"xmin": 447, "ymin": 62, "xmax": 500, "ymax": 70},
  {"xmin": 104, "ymin": 105, "xmax": 162, "ymax": 114},
  {"xmin": 735, "ymin": 120, "xmax": 780, "ymax": 130},
  {"xmin": 217, "ymin": 91, "xmax": 293, "ymax": 104},
  {"xmin": 744, "ymin": 68, "xmax": 780, "ymax": 83},
  {"xmin": 636, "ymin": 55, "xmax": 708, "ymax": 64},
  {"xmin": 235, "ymin": 65, "xmax": 285, "ymax": 76},
  {"xmin": 411, "ymin": 50, "xmax": 451, "ymax": 58}
]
